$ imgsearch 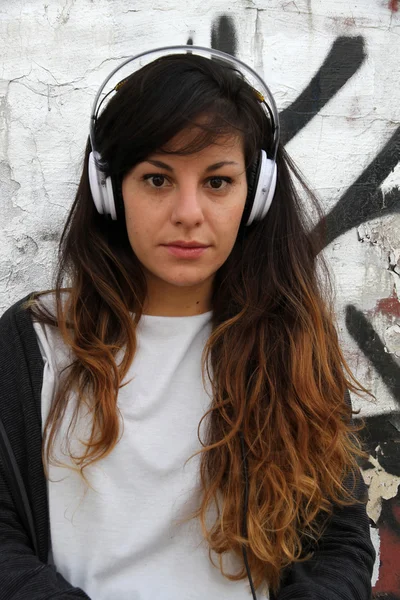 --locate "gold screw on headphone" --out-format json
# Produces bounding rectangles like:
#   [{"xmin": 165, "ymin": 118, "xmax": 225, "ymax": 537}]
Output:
[
  {"xmin": 115, "ymin": 77, "xmax": 130, "ymax": 91},
  {"xmin": 252, "ymin": 88, "xmax": 265, "ymax": 103}
]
